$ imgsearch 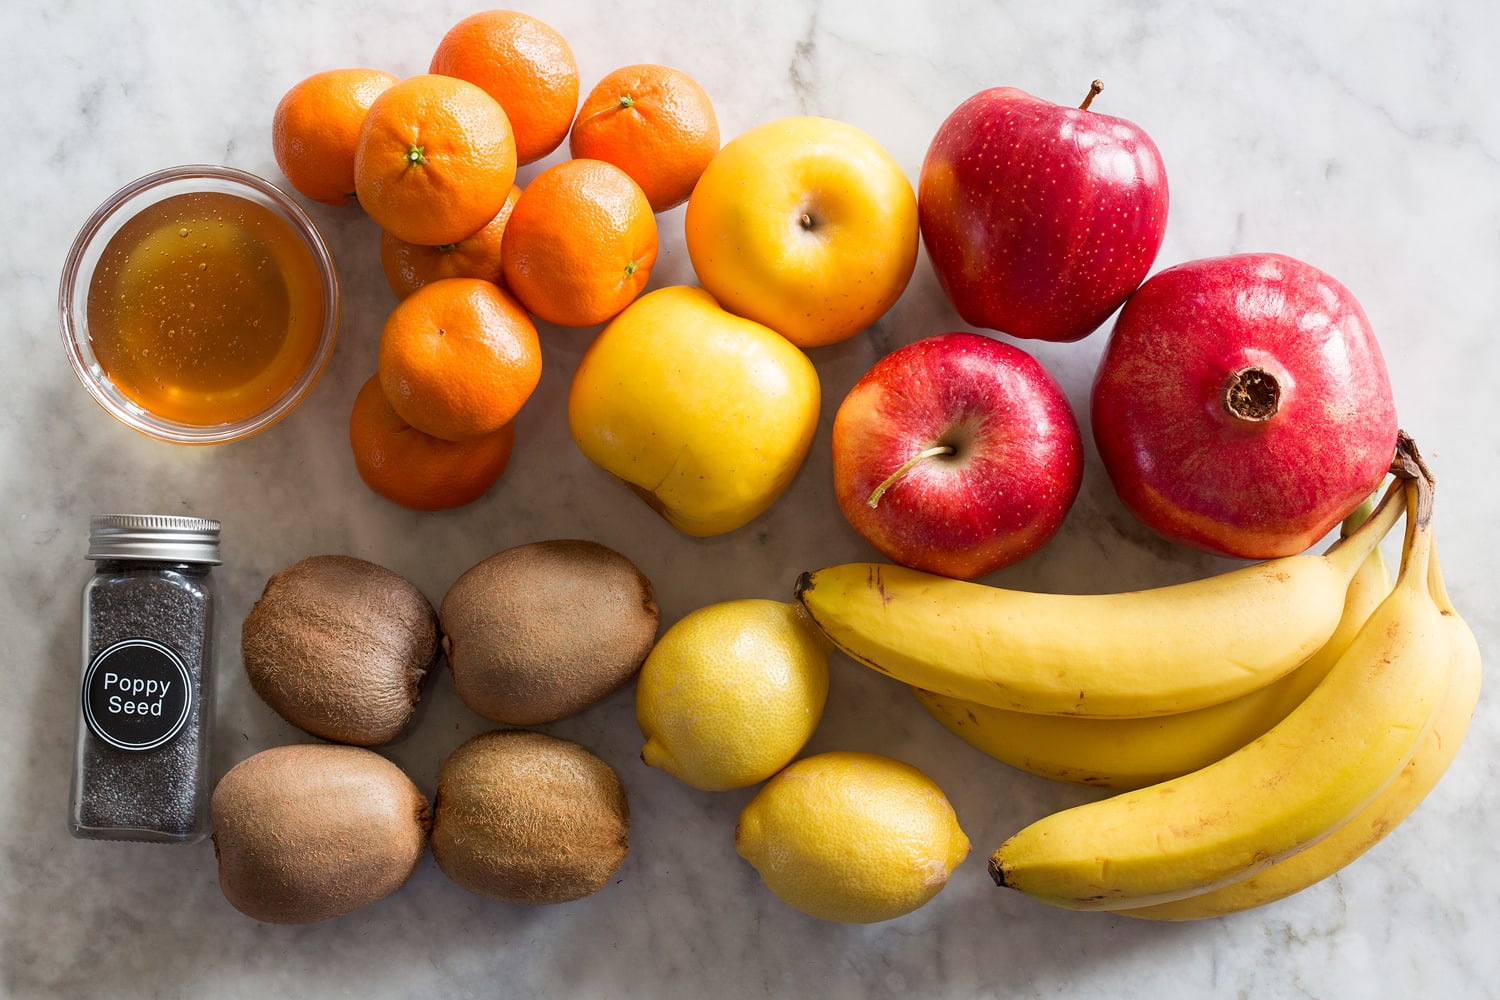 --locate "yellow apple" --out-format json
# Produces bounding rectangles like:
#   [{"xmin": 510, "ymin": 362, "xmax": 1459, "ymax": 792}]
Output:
[
  {"xmin": 568, "ymin": 285, "xmax": 821, "ymax": 536},
  {"xmin": 684, "ymin": 116, "xmax": 919, "ymax": 349}
]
